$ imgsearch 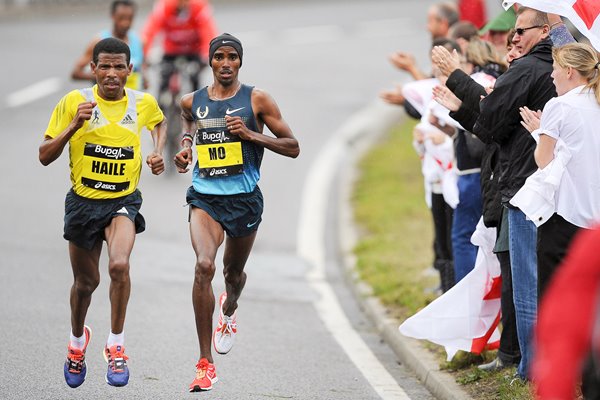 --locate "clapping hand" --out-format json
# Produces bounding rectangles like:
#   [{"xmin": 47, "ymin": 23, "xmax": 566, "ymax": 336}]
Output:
[{"xmin": 519, "ymin": 106, "xmax": 542, "ymax": 133}]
